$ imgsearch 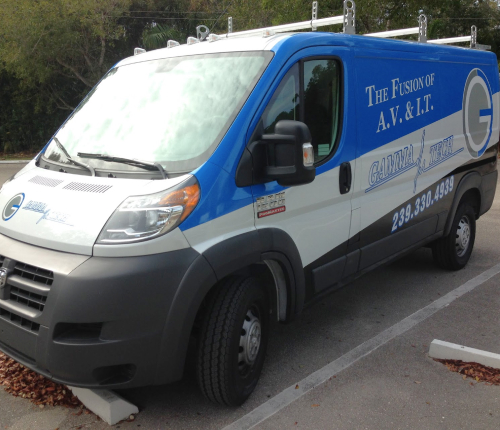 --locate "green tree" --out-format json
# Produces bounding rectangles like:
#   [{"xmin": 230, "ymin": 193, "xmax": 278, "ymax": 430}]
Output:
[
  {"xmin": 0, "ymin": 0, "xmax": 150, "ymax": 152},
  {"xmin": 1, "ymin": 0, "xmax": 499, "ymax": 155},
  {"xmin": 0, "ymin": 71, "xmax": 66, "ymax": 153},
  {"xmin": 0, "ymin": 0, "xmax": 134, "ymax": 108}
]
